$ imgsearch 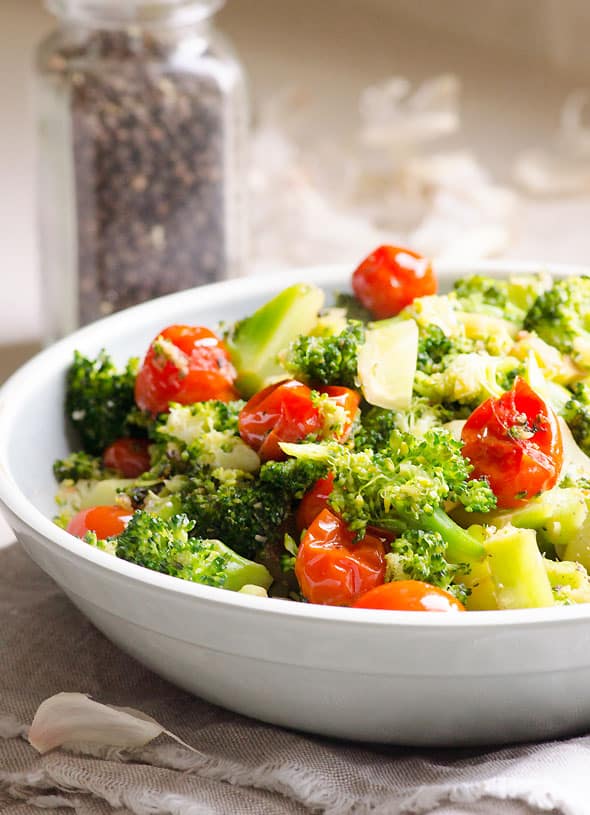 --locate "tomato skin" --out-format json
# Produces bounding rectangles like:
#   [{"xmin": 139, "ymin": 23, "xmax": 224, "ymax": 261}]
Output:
[
  {"xmin": 353, "ymin": 580, "xmax": 465, "ymax": 612},
  {"xmin": 67, "ymin": 505, "xmax": 132, "ymax": 539},
  {"xmin": 103, "ymin": 437, "xmax": 151, "ymax": 477},
  {"xmin": 461, "ymin": 377, "xmax": 563, "ymax": 509},
  {"xmin": 296, "ymin": 473, "xmax": 335, "ymax": 531},
  {"xmin": 135, "ymin": 325, "xmax": 238, "ymax": 415},
  {"xmin": 352, "ymin": 245, "xmax": 436, "ymax": 319},
  {"xmin": 239, "ymin": 379, "xmax": 323, "ymax": 462},
  {"xmin": 295, "ymin": 508, "xmax": 386, "ymax": 606}
]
